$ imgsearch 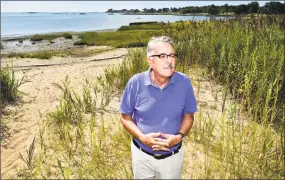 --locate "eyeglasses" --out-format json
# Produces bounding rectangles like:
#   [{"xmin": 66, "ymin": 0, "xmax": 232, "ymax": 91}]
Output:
[{"xmin": 149, "ymin": 53, "xmax": 177, "ymax": 61}]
